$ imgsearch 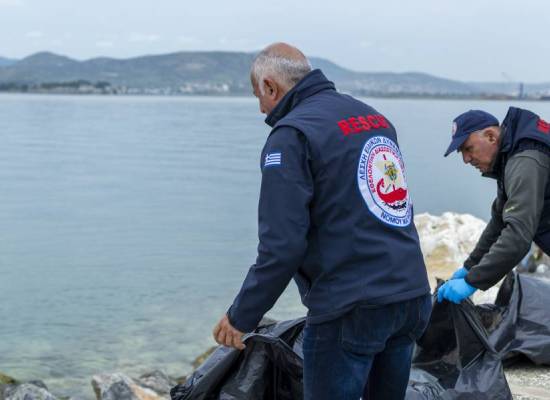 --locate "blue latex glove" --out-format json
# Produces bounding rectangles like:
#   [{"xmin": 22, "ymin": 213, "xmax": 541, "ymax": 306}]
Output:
[
  {"xmin": 450, "ymin": 266, "xmax": 468, "ymax": 280},
  {"xmin": 437, "ymin": 279, "xmax": 477, "ymax": 304}
]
